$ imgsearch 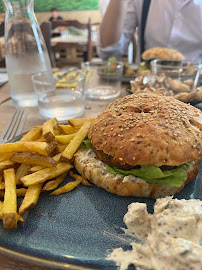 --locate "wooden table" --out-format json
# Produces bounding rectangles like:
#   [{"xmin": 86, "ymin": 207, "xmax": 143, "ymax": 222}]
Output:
[
  {"xmin": 0, "ymin": 83, "xmax": 119, "ymax": 135},
  {"xmin": 51, "ymin": 34, "xmax": 97, "ymax": 65}
]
